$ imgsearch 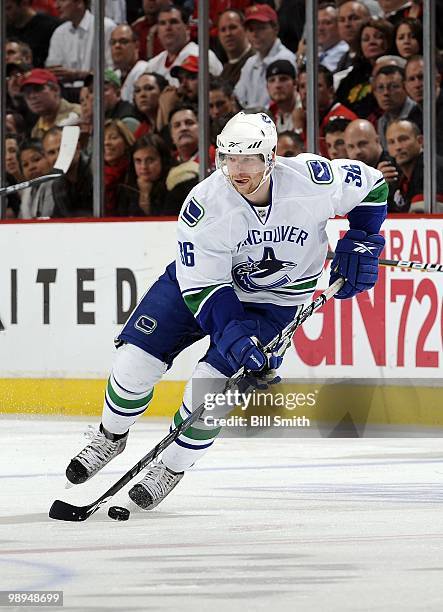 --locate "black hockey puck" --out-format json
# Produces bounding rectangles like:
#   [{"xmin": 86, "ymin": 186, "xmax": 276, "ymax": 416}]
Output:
[{"xmin": 108, "ymin": 506, "xmax": 130, "ymax": 521}]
